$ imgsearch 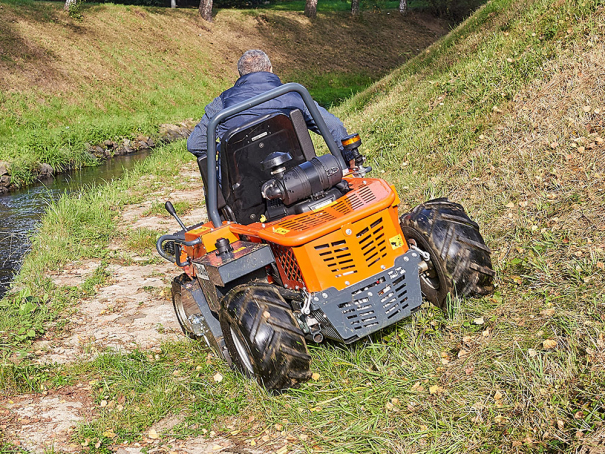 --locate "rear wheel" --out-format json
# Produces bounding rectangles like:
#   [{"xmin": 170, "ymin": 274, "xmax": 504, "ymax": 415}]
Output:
[
  {"xmin": 219, "ymin": 283, "xmax": 312, "ymax": 391},
  {"xmin": 400, "ymin": 198, "xmax": 495, "ymax": 310}
]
